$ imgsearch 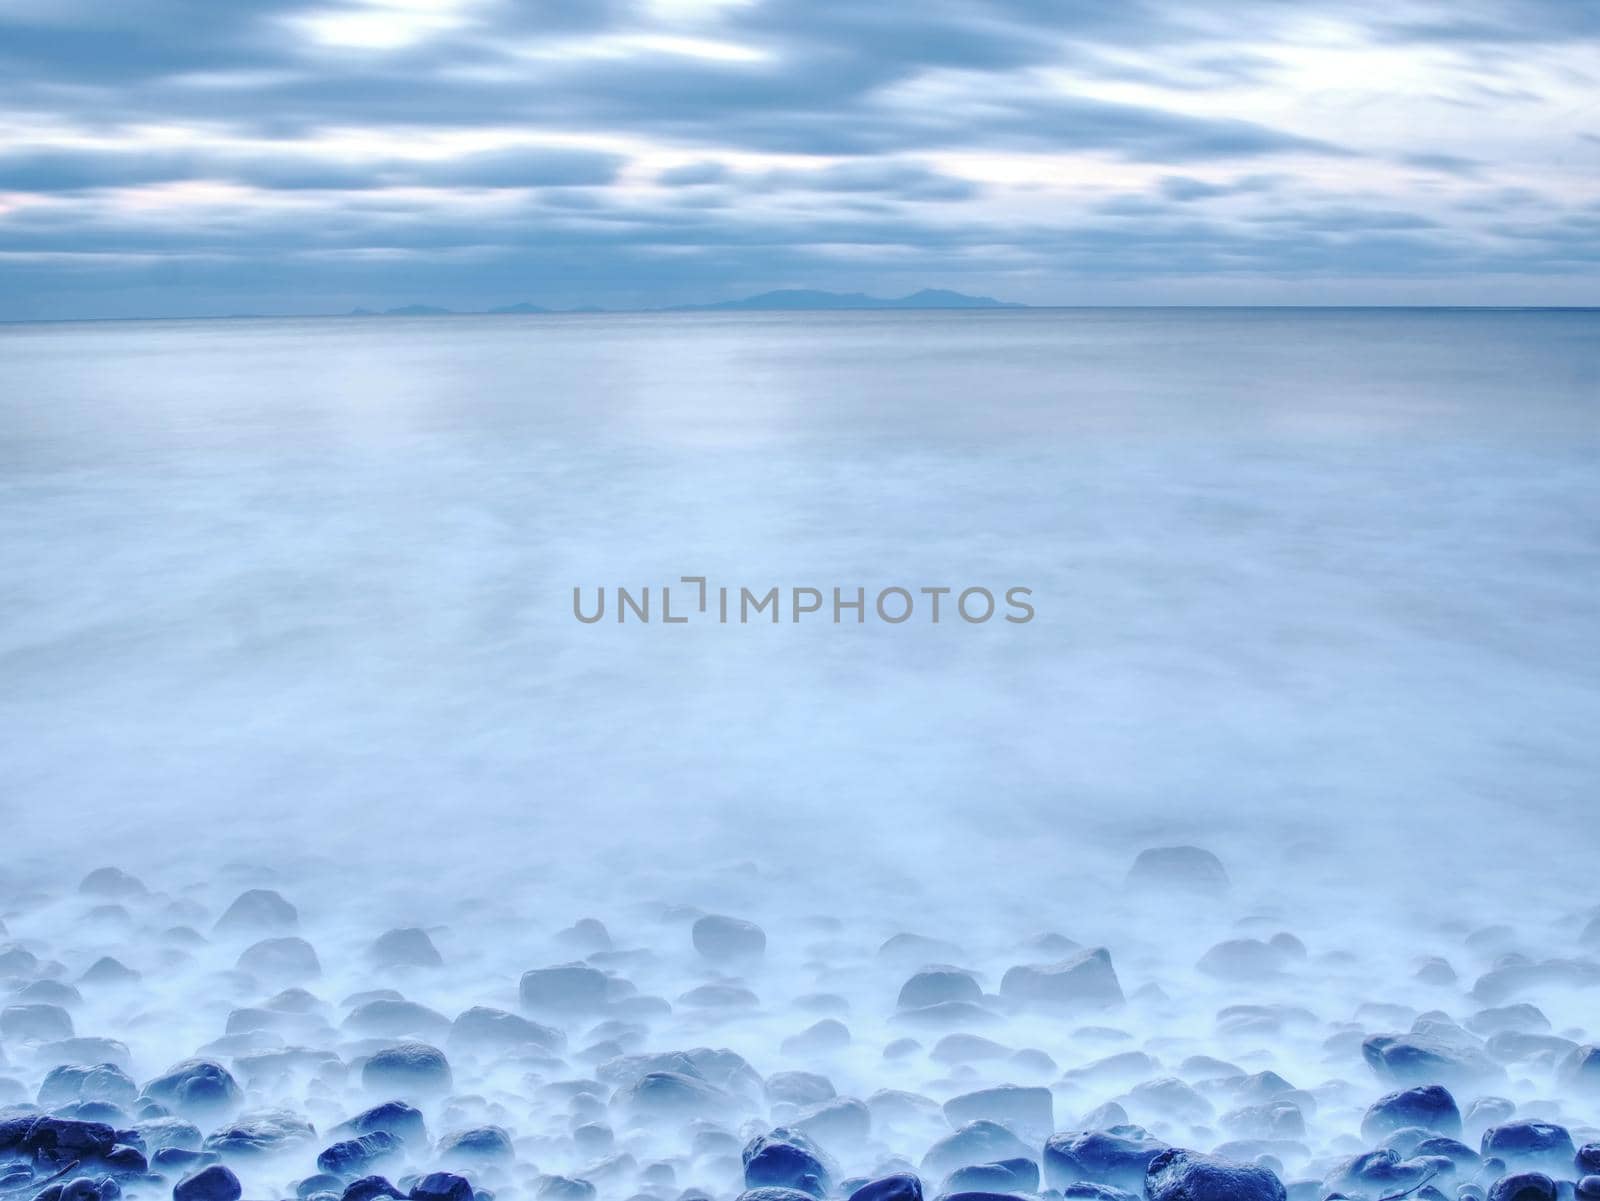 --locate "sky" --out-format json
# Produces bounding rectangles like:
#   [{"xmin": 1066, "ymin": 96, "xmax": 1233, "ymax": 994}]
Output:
[{"xmin": 0, "ymin": 0, "xmax": 1596, "ymax": 318}]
